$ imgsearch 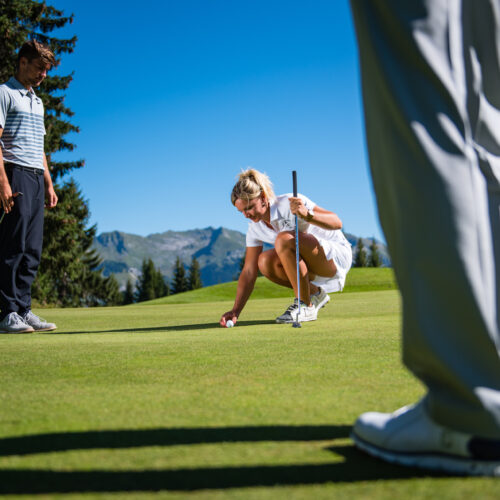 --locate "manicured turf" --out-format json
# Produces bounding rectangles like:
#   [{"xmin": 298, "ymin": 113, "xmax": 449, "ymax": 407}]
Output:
[{"xmin": 0, "ymin": 286, "xmax": 496, "ymax": 498}]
